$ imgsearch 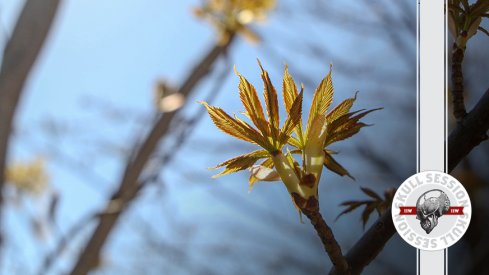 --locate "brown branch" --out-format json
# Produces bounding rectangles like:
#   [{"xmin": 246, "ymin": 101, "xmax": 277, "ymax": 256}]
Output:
[
  {"xmin": 69, "ymin": 34, "xmax": 235, "ymax": 275},
  {"xmin": 303, "ymin": 208, "xmax": 350, "ymax": 275},
  {"xmin": 0, "ymin": 0, "xmax": 60, "ymax": 243},
  {"xmin": 329, "ymin": 88, "xmax": 489, "ymax": 274},
  {"xmin": 448, "ymin": 88, "xmax": 489, "ymax": 172},
  {"xmin": 451, "ymin": 42, "xmax": 467, "ymax": 120}
]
